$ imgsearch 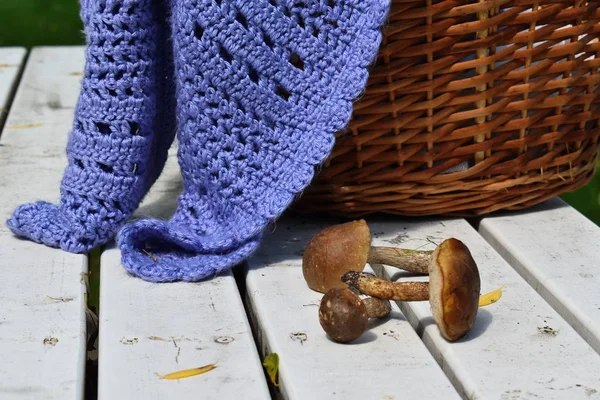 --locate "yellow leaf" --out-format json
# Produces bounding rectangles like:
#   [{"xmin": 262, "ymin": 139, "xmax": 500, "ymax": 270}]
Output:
[
  {"xmin": 157, "ymin": 363, "xmax": 217, "ymax": 380},
  {"xmin": 7, "ymin": 123, "xmax": 42, "ymax": 129},
  {"xmin": 148, "ymin": 336, "xmax": 168, "ymax": 341},
  {"xmin": 263, "ymin": 353, "xmax": 279, "ymax": 387},
  {"xmin": 479, "ymin": 286, "xmax": 504, "ymax": 307}
]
